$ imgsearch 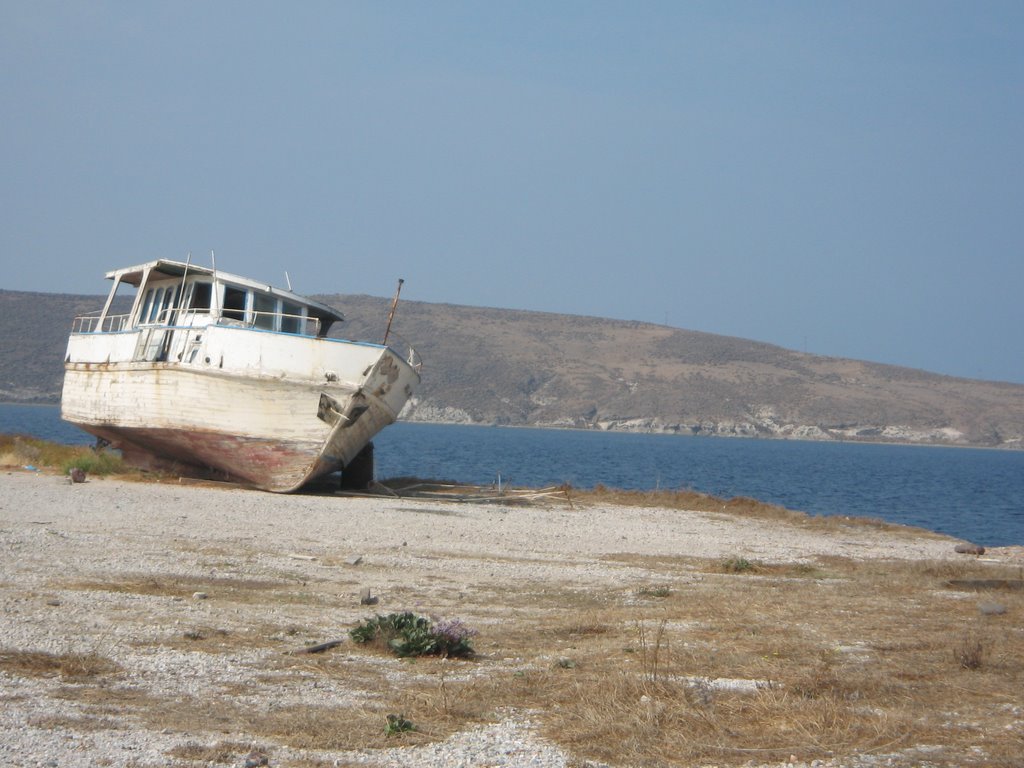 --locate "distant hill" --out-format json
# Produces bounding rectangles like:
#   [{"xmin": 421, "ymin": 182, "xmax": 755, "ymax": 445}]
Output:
[
  {"xmin": 0, "ymin": 289, "xmax": 127, "ymax": 403},
  {"xmin": 2, "ymin": 288, "xmax": 1022, "ymax": 449}
]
